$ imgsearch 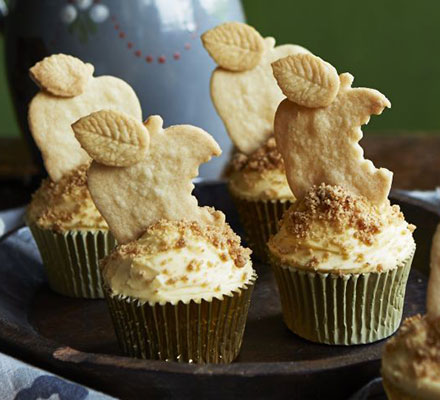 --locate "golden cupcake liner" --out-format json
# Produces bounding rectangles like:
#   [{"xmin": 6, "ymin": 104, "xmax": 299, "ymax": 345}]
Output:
[
  {"xmin": 28, "ymin": 223, "xmax": 115, "ymax": 298},
  {"xmin": 270, "ymin": 251, "xmax": 414, "ymax": 345},
  {"xmin": 382, "ymin": 377, "xmax": 418, "ymax": 400},
  {"xmin": 230, "ymin": 193, "xmax": 293, "ymax": 261},
  {"xmin": 104, "ymin": 275, "xmax": 256, "ymax": 363}
]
